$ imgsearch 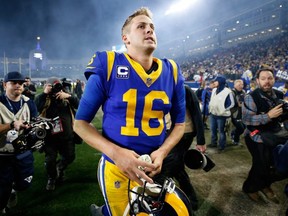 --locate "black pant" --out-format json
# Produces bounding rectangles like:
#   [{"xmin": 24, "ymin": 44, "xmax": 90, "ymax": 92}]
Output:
[
  {"xmin": 231, "ymin": 118, "xmax": 245, "ymax": 143},
  {"xmin": 154, "ymin": 133, "xmax": 198, "ymax": 210},
  {"xmin": 0, "ymin": 151, "xmax": 34, "ymax": 209},
  {"xmin": 44, "ymin": 139, "xmax": 75, "ymax": 179},
  {"xmin": 242, "ymin": 135, "xmax": 288, "ymax": 193}
]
